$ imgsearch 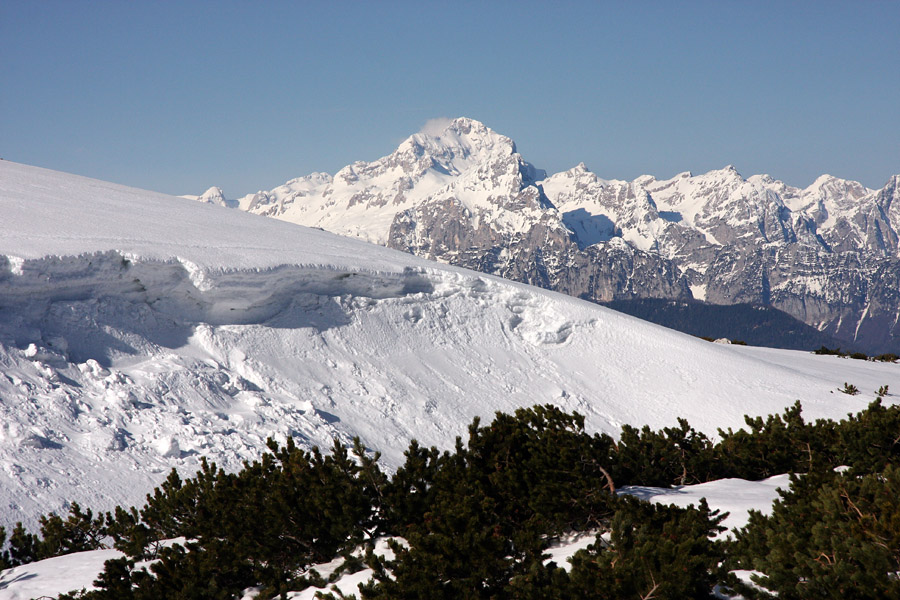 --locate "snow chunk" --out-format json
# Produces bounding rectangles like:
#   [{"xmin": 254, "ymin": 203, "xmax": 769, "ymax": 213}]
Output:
[
  {"xmin": 689, "ymin": 283, "xmax": 707, "ymax": 301},
  {"xmin": 155, "ymin": 436, "xmax": 181, "ymax": 458},
  {"xmin": 7, "ymin": 255, "xmax": 25, "ymax": 275}
]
